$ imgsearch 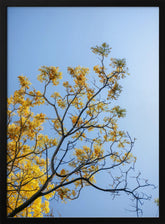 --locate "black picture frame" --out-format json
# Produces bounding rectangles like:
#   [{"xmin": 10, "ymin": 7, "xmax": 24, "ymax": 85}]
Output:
[{"xmin": 0, "ymin": 0, "xmax": 164, "ymax": 224}]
